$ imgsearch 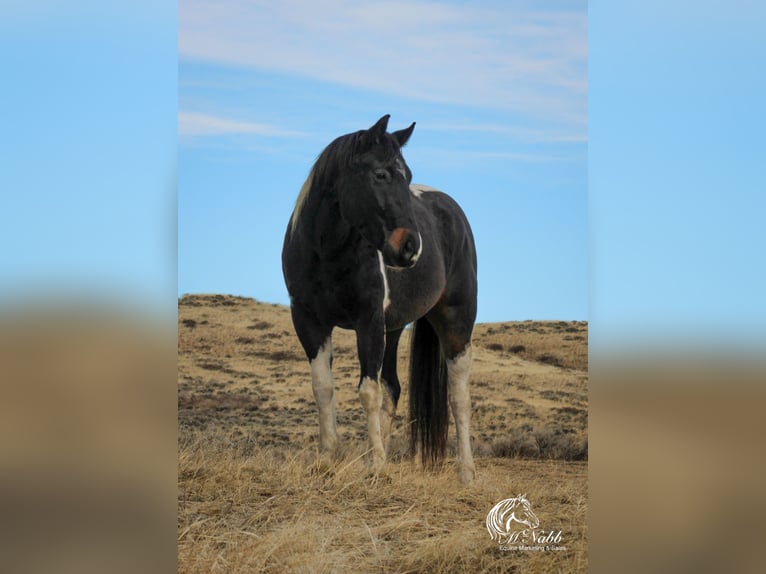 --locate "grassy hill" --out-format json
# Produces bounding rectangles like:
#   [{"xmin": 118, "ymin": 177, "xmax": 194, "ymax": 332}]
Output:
[{"xmin": 178, "ymin": 294, "xmax": 588, "ymax": 573}]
